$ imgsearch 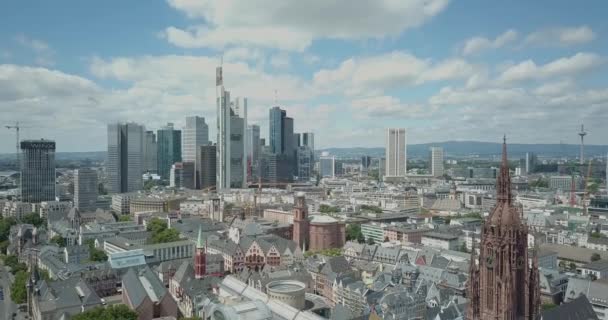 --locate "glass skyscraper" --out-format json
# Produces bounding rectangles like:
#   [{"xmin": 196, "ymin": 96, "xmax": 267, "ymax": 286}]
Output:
[
  {"xmin": 20, "ymin": 139, "xmax": 56, "ymax": 203},
  {"xmin": 157, "ymin": 123, "xmax": 182, "ymax": 180}
]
